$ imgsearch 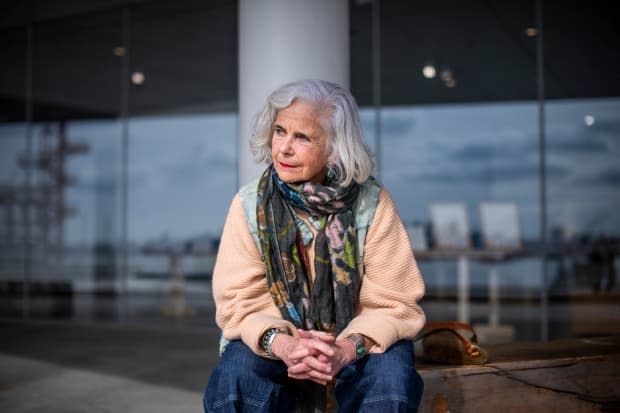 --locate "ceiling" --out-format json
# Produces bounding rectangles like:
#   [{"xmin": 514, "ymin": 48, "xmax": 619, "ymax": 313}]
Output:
[{"xmin": 0, "ymin": 0, "xmax": 618, "ymax": 122}]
